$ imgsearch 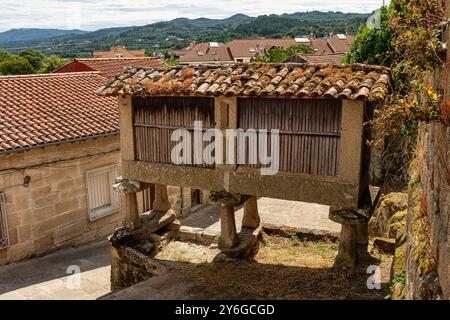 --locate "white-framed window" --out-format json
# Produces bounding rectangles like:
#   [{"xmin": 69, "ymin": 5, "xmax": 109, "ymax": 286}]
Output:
[
  {"xmin": 0, "ymin": 192, "xmax": 10, "ymax": 250},
  {"xmin": 86, "ymin": 165, "xmax": 120, "ymax": 221}
]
